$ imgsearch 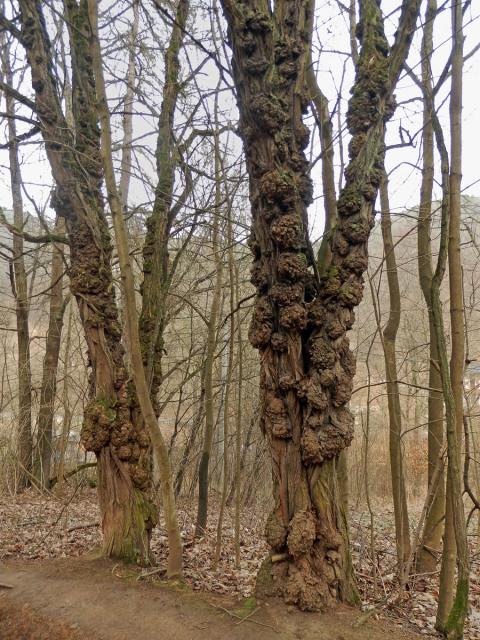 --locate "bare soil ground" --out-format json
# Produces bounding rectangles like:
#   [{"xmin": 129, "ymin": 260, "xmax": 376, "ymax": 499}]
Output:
[{"xmin": 1, "ymin": 556, "xmax": 425, "ymax": 640}]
